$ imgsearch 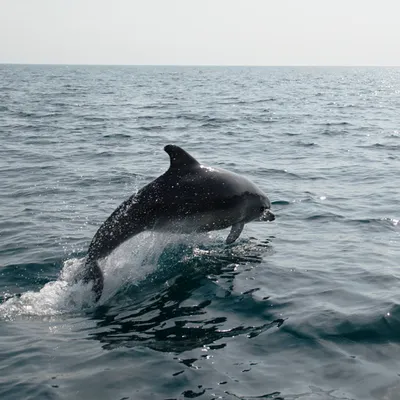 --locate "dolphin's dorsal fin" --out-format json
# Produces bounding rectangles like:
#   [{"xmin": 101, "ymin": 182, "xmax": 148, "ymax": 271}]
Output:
[{"xmin": 164, "ymin": 145, "xmax": 200, "ymax": 170}]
